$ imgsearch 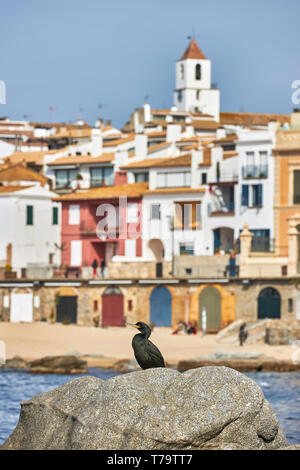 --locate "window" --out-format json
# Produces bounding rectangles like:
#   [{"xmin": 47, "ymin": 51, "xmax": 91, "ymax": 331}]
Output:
[
  {"xmin": 90, "ymin": 167, "xmax": 114, "ymax": 187},
  {"xmin": 93, "ymin": 300, "xmax": 98, "ymax": 312},
  {"xmin": 201, "ymin": 172, "xmax": 207, "ymax": 185},
  {"xmin": 69, "ymin": 205, "xmax": 80, "ymax": 225},
  {"xmin": 288, "ymin": 298, "xmax": 293, "ymax": 313},
  {"xmin": 294, "ymin": 170, "xmax": 300, "ymax": 204},
  {"xmin": 157, "ymin": 171, "xmax": 191, "ymax": 188},
  {"xmin": 196, "ymin": 90, "xmax": 200, "ymax": 100},
  {"xmin": 177, "ymin": 90, "xmax": 182, "ymax": 103},
  {"xmin": 127, "ymin": 203, "xmax": 139, "ymax": 223},
  {"xmin": 55, "ymin": 169, "xmax": 78, "ymax": 189},
  {"xmin": 174, "ymin": 201, "xmax": 201, "ymax": 230},
  {"xmin": 195, "ymin": 64, "xmax": 201, "ymax": 80},
  {"xmin": 179, "ymin": 243, "xmax": 194, "ymax": 255},
  {"xmin": 241, "ymin": 184, "xmax": 262, "ymax": 207},
  {"xmin": 180, "ymin": 64, "xmax": 184, "ymax": 80},
  {"xmin": 52, "ymin": 207, "xmax": 58, "ymax": 225},
  {"xmin": 26, "ymin": 205, "xmax": 33, "ymax": 225},
  {"xmin": 134, "ymin": 172, "xmax": 149, "ymax": 183},
  {"xmin": 151, "ymin": 204, "xmax": 161, "ymax": 219},
  {"xmin": 70, "ymin": 240, "xmax": 82, "ymax": 266},
  {"xmin": 251, "ymin": 229, "xmax": 271, "ymax": 252}
]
